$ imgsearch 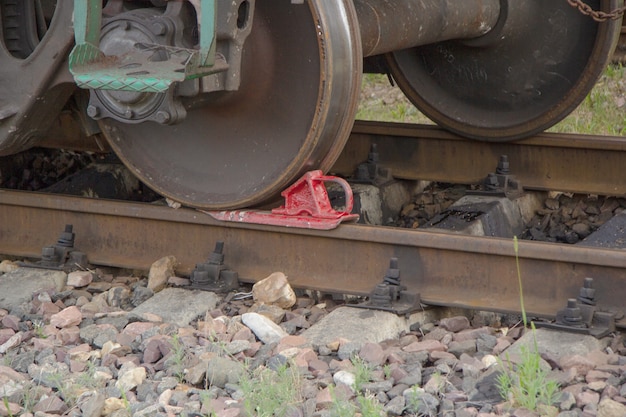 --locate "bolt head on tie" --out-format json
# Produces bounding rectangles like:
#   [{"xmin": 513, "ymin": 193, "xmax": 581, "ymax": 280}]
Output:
[
  {"xmin": 578, "ymin": 277, "xmax": 596, "ymax": 305},
  {"xmin": 563, "ymin": 298, "xmax": 583, "ymax": 324},
  {"xmin": 496, "ymin": 155, "xmax": 510, "ymax": 175},
  {"xmin": 57, "ymin": 224, "xmax": 75, "ymax": 248}
]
